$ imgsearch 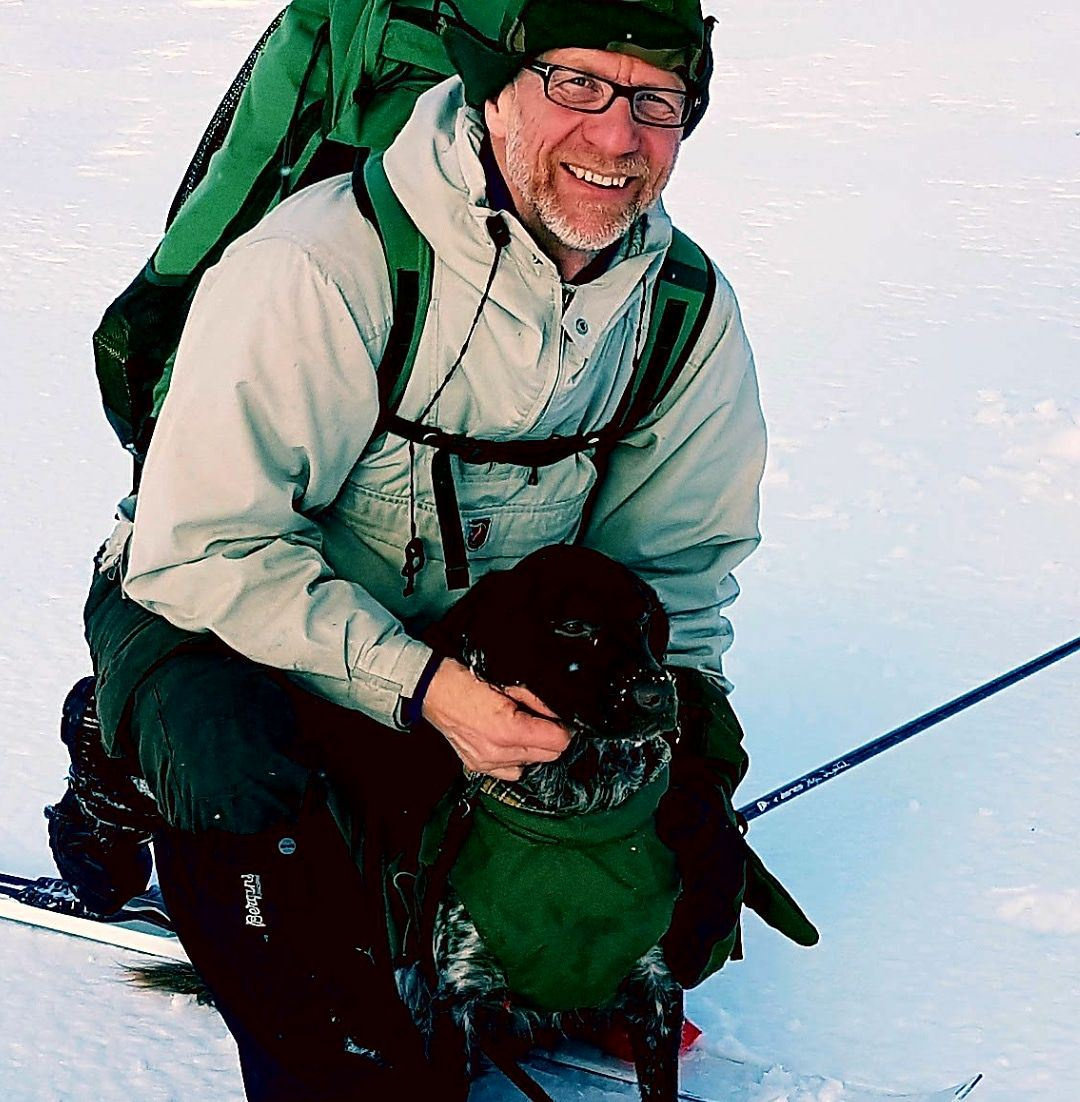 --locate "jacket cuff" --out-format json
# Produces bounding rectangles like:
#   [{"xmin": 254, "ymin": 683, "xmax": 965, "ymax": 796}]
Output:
[
  {"xmin": 399, "ymin": 652, "xmax": 445, "ymax": 728},
  {"xmin": 288, "ymin": 636, "xmax": 436, "ymax": 729}
]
